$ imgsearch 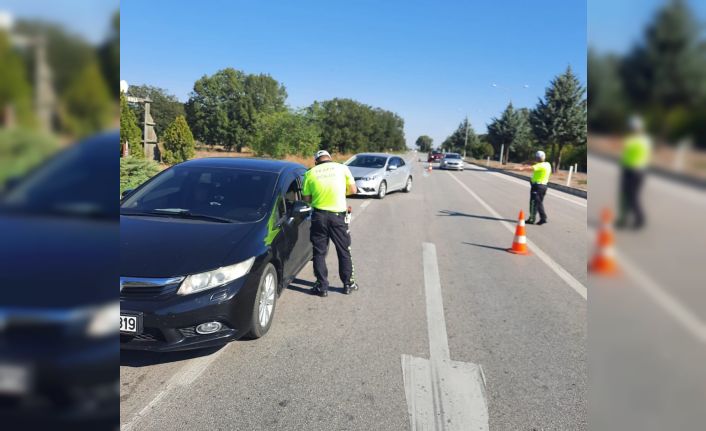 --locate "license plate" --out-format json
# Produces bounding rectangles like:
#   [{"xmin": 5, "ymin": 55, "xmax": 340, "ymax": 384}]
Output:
[
  {"xmin": 120, "ymin": 314, "xmax": 140, "ymax": 333},
  {"xmin": 0, "ymin": 363, "xmax": 31, "ymax": 395}
]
